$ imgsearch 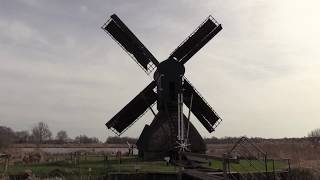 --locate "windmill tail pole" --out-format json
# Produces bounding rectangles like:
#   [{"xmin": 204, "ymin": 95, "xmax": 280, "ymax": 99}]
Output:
[{"xmin": 186, "ymin": 93, "xmax": 194, "ymax": 141}]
